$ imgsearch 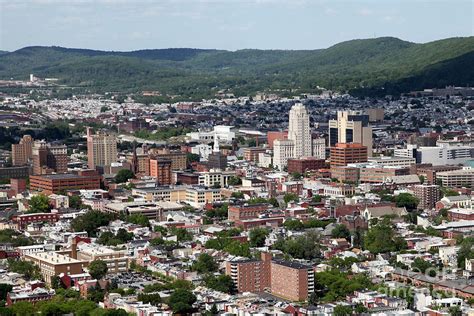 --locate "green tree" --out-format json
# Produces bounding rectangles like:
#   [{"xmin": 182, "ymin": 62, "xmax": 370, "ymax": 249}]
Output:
[
  {"xmin": 9, "ymin": 301, "xmax": 35, "ymax": 316},
  {"xmin": 411, "ymin": 257, "xmax": 437, "ymax": 276},
  {"xmin": 283, "ymin": 193, "xmax": 299, "ymax": 204},
  {"xmin": 28, "ymin": 194, "xmax": 51, "ymax": 213},
  {"xmin": 88, "ymin": 260, "xmax": 108, "ymax": 280},
  {"xmin": 192, "ymin": 253, "xmax": 218, "ymax": 273},
  {"xmin": 364, "ymin": 219, "xmax": 406, "ymax": 253},
  {"xmin": 333, "ymin": 305, "xmax": 352, "ymax": 316},
  {"xmin": 71, "ymin": 211, "xmax": 113, "ymax": 237},
  {"xmin": 126, "ymin": 214, "xmax": 150, "ymax": 227},
  {"xmin": 394, "ymin": 193, "xmax": 419, "ymax": 211},
  {"xmin": 283, "ymin": 218, "xmax": 304, "ymax": 230},
  {"xmin": 137, "ymin": 293, "xmax": 161, "ymax": 306},
  {"xmin": 312, "ymin": 195, "xmax": 322, "ymax": 203},
  {"xmin": 0, "ymin": 284, "xmax": 12, "ymax": 301},
  {"xmin": 168, "ymin": 289, "xmax": 197, "ymax": 314},
  {"xmin": 69, "ymin": 195, "xmax": 83, "ymax": 209},
  {"xmin": 51, "ymin": 275, "xmax": 62, "ymax": 289},
  {"xmin": 227, "ymin": 176, "xmax": 242, "ymax": 186},
  {"xmin": 204, "ymin": 274, "xmax": 234, "ymax": 294},
  {"xmin": 249, "ymin": 227, "xmax": 269, "ymax": 247},
  {"xmin": 291, "ymin": 172, "xmax": 302, "ymax": 180},
  {"xmin": 210, "ymin": 304, "xmax": 218, "ymax": 315},
  {"xmin": 115, "ymin": 169, "xmax": 134, "ymax": 183},
  {"xmin": 331, "ymin": 224, "xmax": 351, "ymax": 240}
]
